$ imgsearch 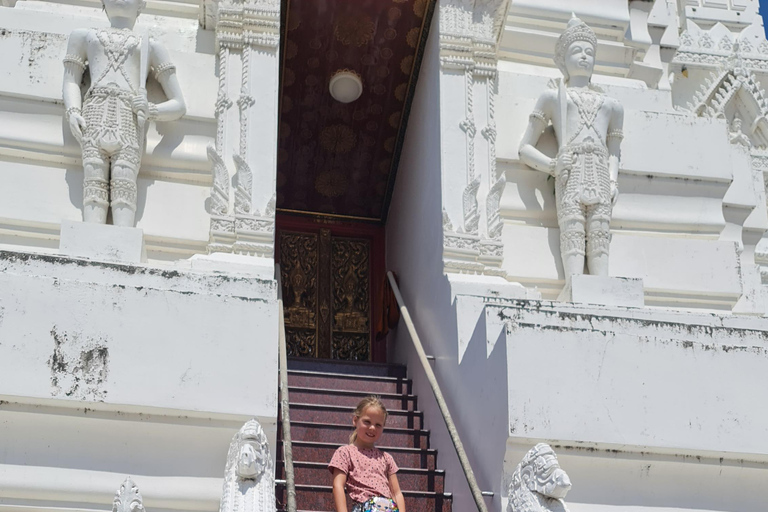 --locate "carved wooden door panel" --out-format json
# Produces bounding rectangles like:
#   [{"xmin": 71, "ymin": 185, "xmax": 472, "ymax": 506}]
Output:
[{"xmin": 279, "ymin": 228, "xmax": 371, "ymax": 360}]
